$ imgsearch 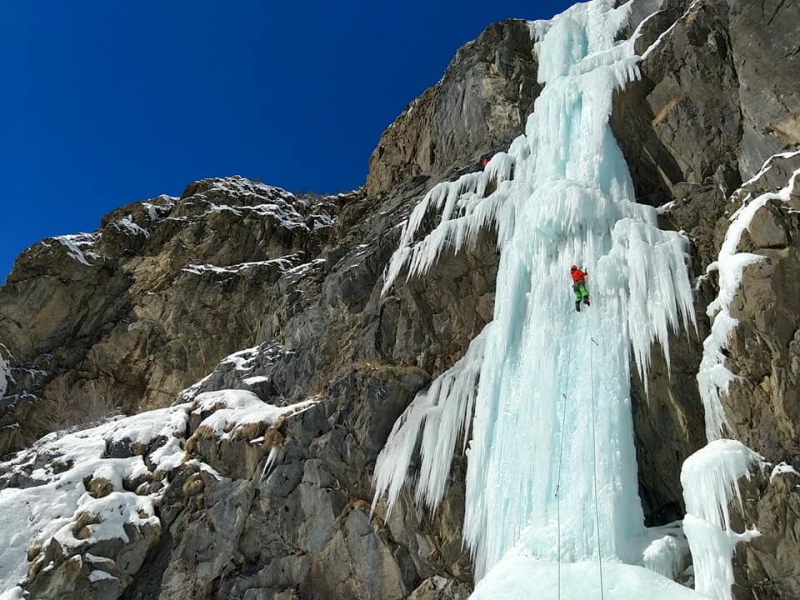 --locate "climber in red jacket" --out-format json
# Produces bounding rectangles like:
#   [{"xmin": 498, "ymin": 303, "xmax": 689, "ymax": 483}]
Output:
[{"xmin": 570, "ymin": 265, "xmax": 591, "ymax": 312}]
